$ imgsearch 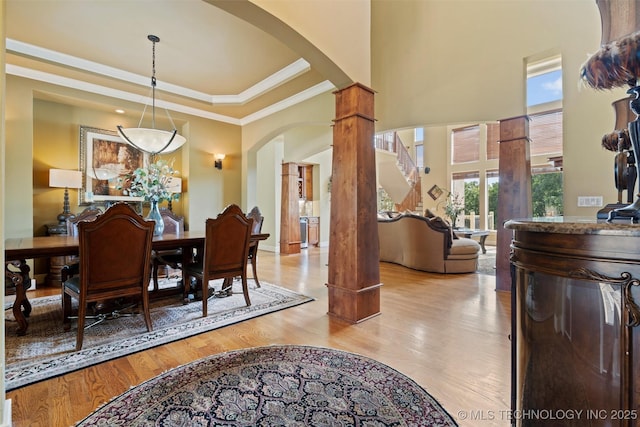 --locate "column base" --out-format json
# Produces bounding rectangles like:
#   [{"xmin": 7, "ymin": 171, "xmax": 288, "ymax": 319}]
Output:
[{"xmin": 326, "ymin": 282, "xmax": 382, "ymax": 323}]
